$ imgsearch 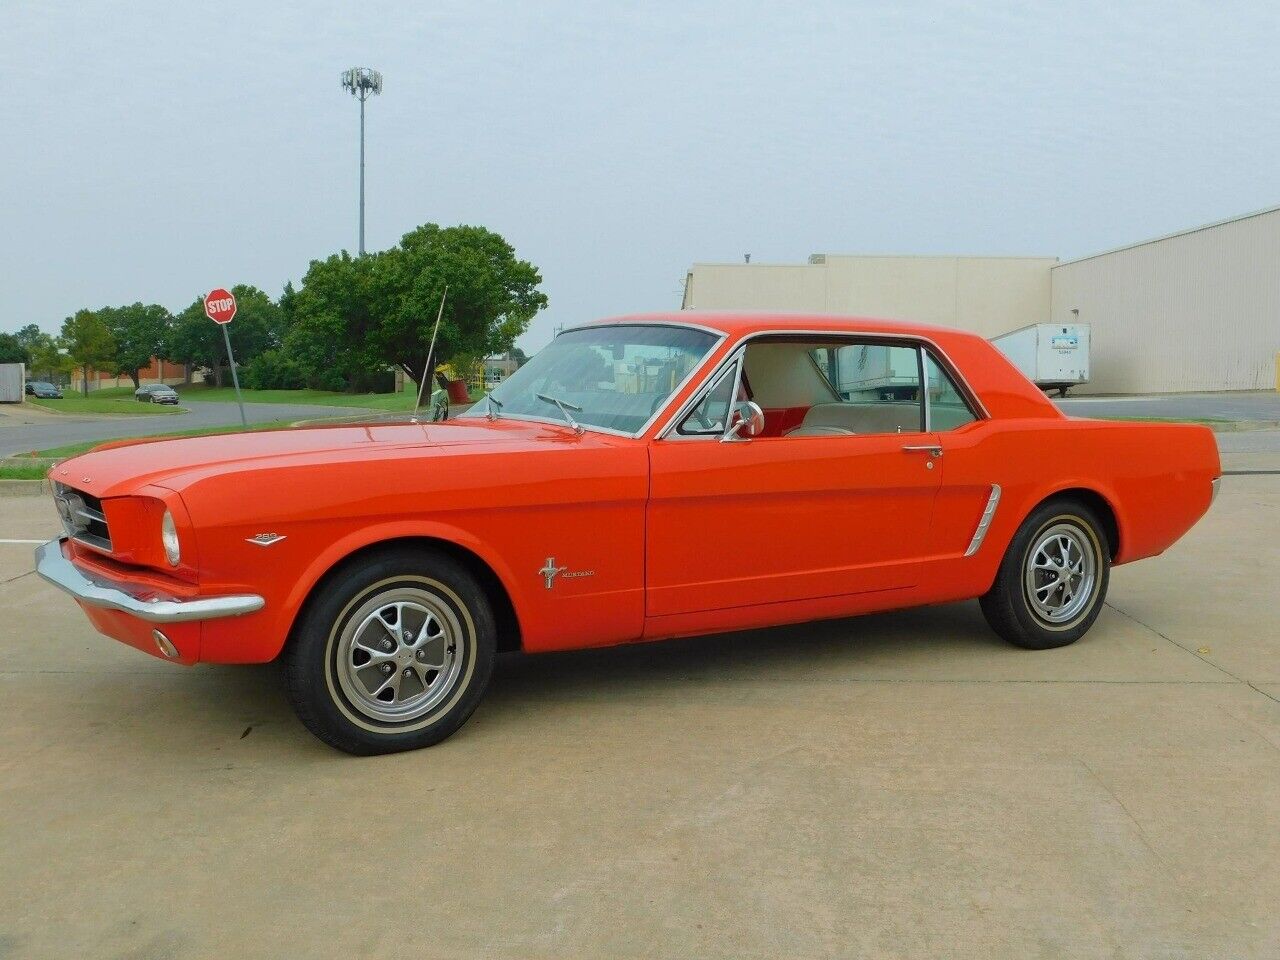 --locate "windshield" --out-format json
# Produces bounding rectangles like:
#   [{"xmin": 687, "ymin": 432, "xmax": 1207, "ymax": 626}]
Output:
[{"xmin": 463, "ymin": 324, "xmax": 719, "ymax": 434}]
